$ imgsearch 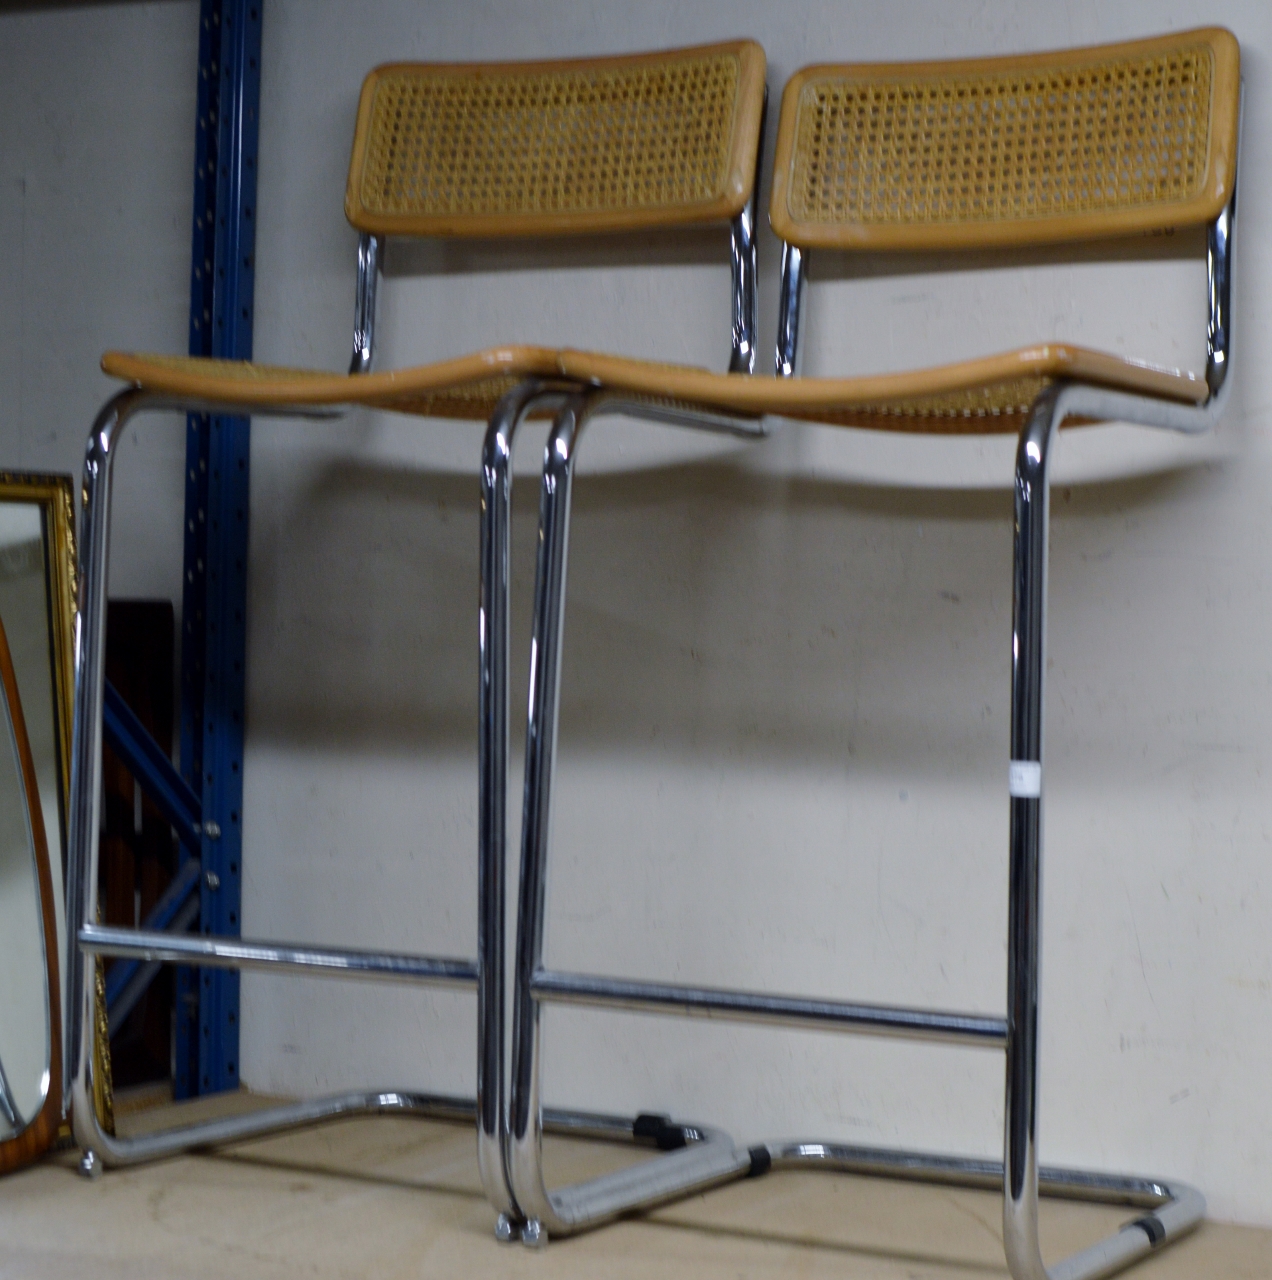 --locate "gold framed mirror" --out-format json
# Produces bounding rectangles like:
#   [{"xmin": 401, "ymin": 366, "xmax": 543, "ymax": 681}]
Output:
[{"xmin": 0, "ymin": 473, "xmax": 112, "ymax": 1171}]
